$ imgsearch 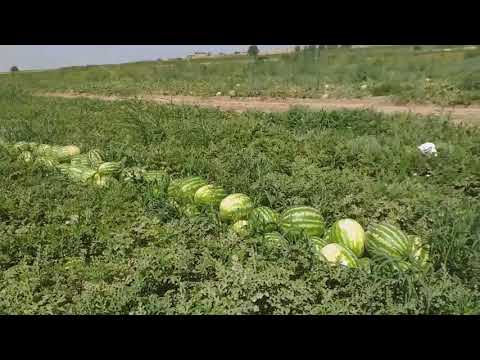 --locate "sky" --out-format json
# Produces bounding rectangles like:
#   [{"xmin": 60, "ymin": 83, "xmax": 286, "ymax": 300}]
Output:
[{"xmin": 0, "ymin": 45, "xmax": 292, "ymax": 72}]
